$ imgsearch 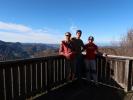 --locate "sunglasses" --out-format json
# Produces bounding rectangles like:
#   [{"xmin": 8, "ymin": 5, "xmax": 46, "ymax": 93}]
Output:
[{"xmin": 65, "ymin": 35, "xmax": 70, "ymax": 37}]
